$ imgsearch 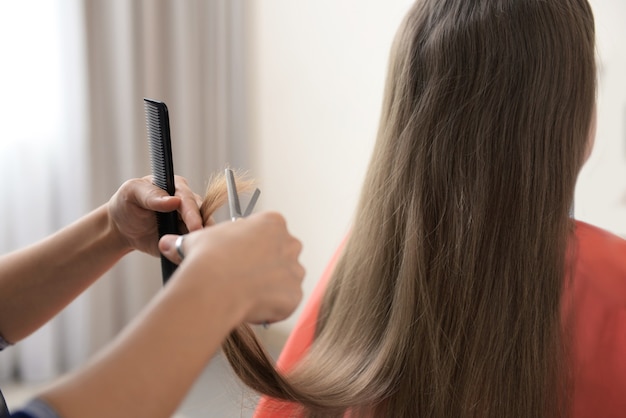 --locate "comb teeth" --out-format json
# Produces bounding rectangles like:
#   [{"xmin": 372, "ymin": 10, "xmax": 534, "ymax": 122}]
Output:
[{"xmin": 144, "ymin": 100, "xmax": 174, "ymax": 194}]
